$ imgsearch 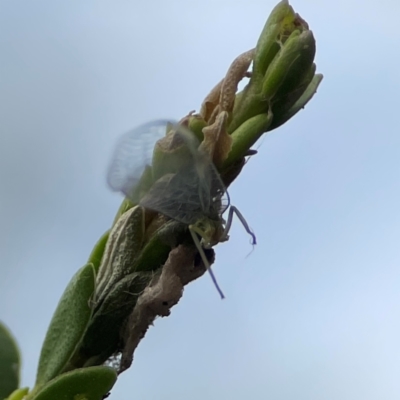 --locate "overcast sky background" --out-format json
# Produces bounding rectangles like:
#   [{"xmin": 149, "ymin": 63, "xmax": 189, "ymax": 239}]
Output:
[{"xmin": 1, "ymin": 1, "xmax": 400, "ymax": 399}]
